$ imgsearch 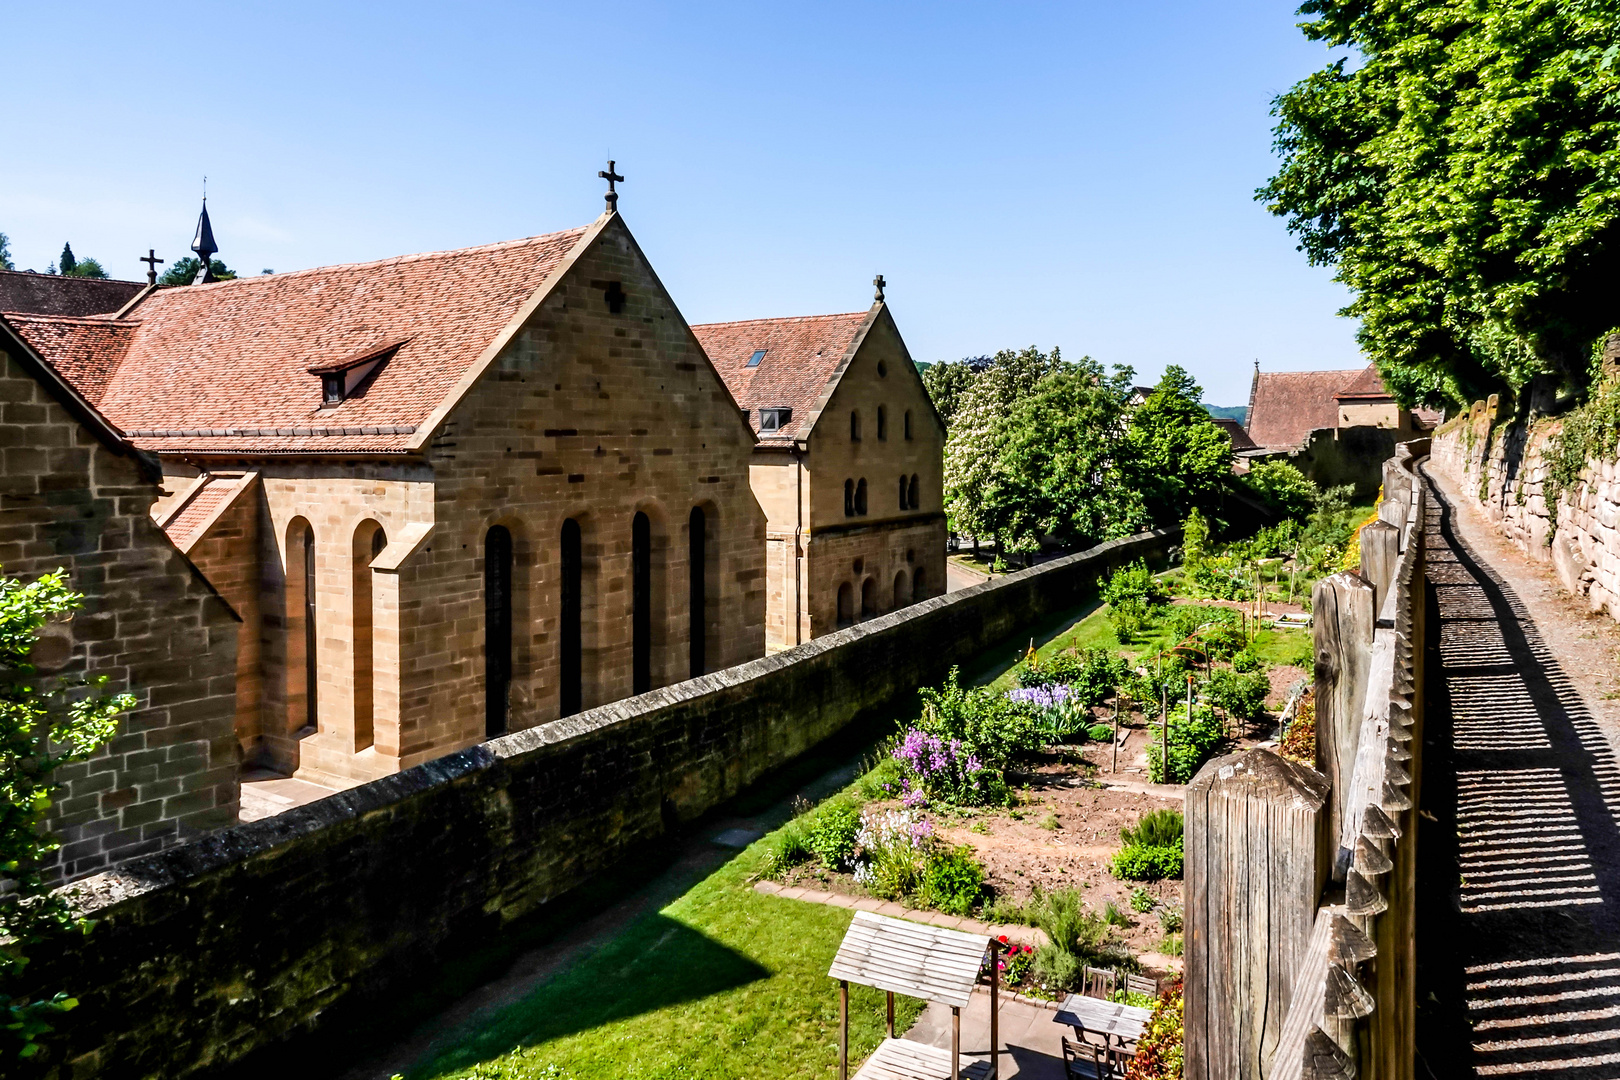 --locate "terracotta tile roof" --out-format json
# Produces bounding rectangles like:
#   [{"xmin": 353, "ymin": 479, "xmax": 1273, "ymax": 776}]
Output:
[
  {"xmin": 0, "ymin": 269, "xmax": 144, "ymax": 317},
  {"xmin": 1213, "ymin": 416, "xmax": 1257, "ymax": 451},
  {"xmin": 10, "ymin": 227, "xmax": 591, "ymax": 454},
  {"xmin": 1334, "ymin": 363, "xmax": 1393, "ymax": 401},
  {"xmin": 159, "ymin": 475, "xmax": 243, "ymax": 552},
  {"xmin": 1246, "ymin": 369, "xmax": 1364, "ymax": 450},
  {"xmin": 1, "ymin": 313, "xmax": 138, "ymax": 405},
  {"xmin": 691, "ymin": 311, "xmax": 870, "ymax": 441}
]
